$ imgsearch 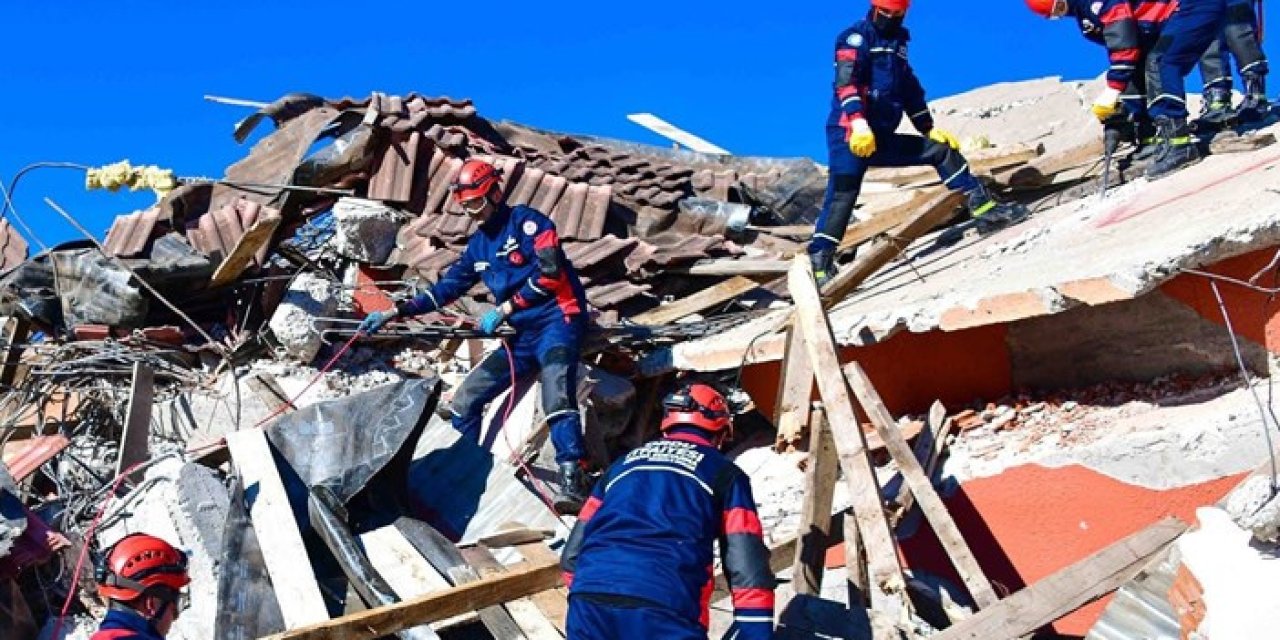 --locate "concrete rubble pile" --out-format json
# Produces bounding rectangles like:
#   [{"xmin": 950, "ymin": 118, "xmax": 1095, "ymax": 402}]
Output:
[{"xmin": 1, "ymin": 75, "xmax": 1278, "ymax": 639}]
